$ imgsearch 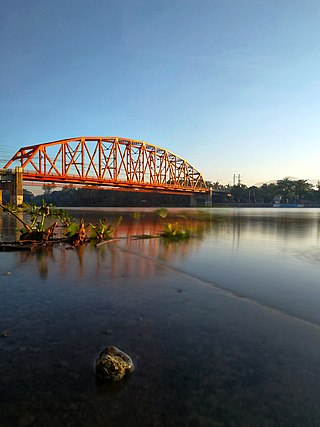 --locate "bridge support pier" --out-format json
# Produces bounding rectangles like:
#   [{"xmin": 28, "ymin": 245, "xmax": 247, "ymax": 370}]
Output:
[
  {"xmin": 0, "ymin": 167, "xmax": 23, "ymax": 205},
  {"xmin": 190, "ymin": 189, "xmax": 212, "ymax": 207},
  {"xmin": 190, "ymin": 194, "xmax": 197, "ymax": 207},
  {"xmin": 11, "ymin": 167, "xmax": 23, "ymax": 205},
  {"xmin": 206, "ymin": 189, "xmax": 213, "ymax": 207}
]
